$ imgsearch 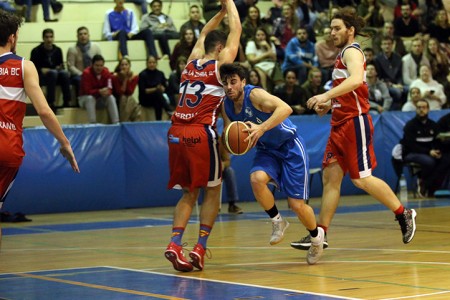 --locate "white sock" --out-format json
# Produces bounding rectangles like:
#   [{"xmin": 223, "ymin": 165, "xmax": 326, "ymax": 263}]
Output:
[{"xmin": 271, "ymin": 214, "xmax": 282, "ymax": 222}]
